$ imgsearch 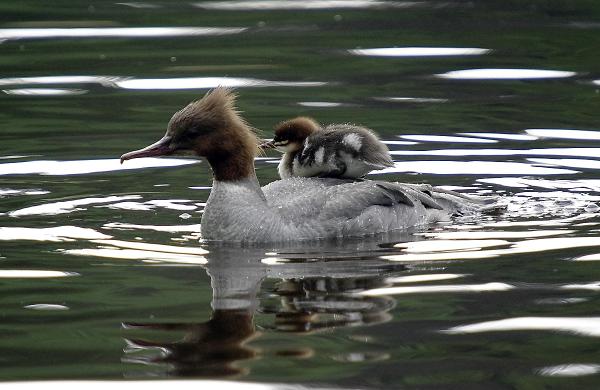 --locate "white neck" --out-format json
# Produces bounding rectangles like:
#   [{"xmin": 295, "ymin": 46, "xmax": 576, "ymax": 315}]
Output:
[{"xmin": 201, "ymin": 174, "xmax": 275, "ymax": 242}]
